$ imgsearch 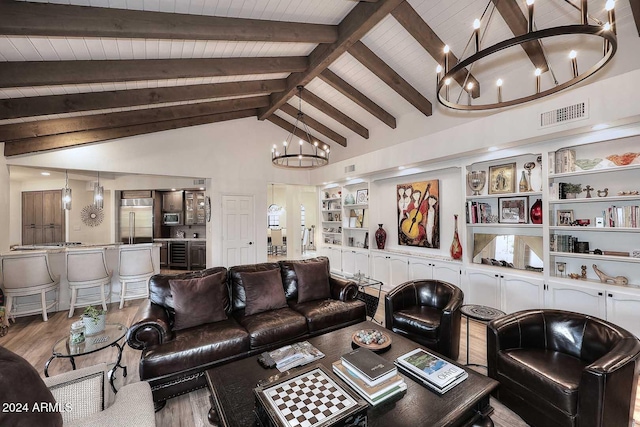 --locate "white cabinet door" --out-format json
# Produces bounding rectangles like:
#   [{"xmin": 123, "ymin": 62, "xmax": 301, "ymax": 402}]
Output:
[
  {"xmin": 605, "ymin": 289, "xmax": 640, "ymax": 338},
  {"xmin": 501, "ymin": 272, "xmax": 544, "ymax": 314},
  {"xmin": 432, "ymin": 260, "xmax": 461, "ymax": 286},
  {"xmin": 327, "ymin": 246, "xmax": 342, "ymax": 273},
  {"xmin": 465, "ymin": 268, "xmax": 500, "ymax": 308},
  {"xmin": 354, "ymin": 251, "xmax": 370, "ymax": 277},
  {"xmin": 389, "ymin": 254, "xmax": 409, "ymax": 289},
  {"xmin": 370, "ymin": 253, "xmax": 390, "ymax": 284},
  {"xmin": 408, "ymin": 257, "xmax": 433, "ymax": 280},
  {"xmin": 341, "ymin": 249, "xmax": 356, "ymax": 276},
  {"xmin": 545, "ymin": 280, "xmax": 606, "ymax": 319}
]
